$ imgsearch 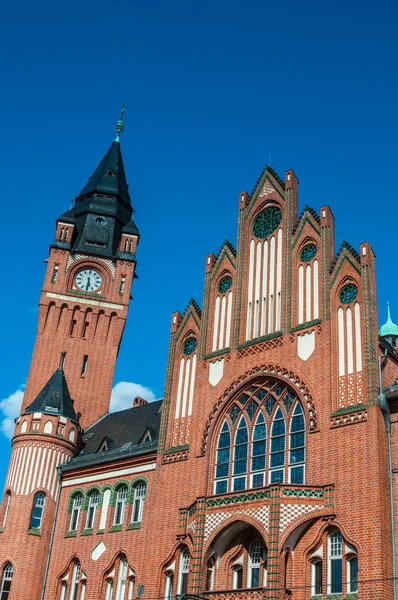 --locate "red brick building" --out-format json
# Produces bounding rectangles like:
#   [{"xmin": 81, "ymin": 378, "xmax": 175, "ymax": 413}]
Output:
[{"xmin": 1, "ymin": 116, "xmax": 398, "ymax": 600}]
